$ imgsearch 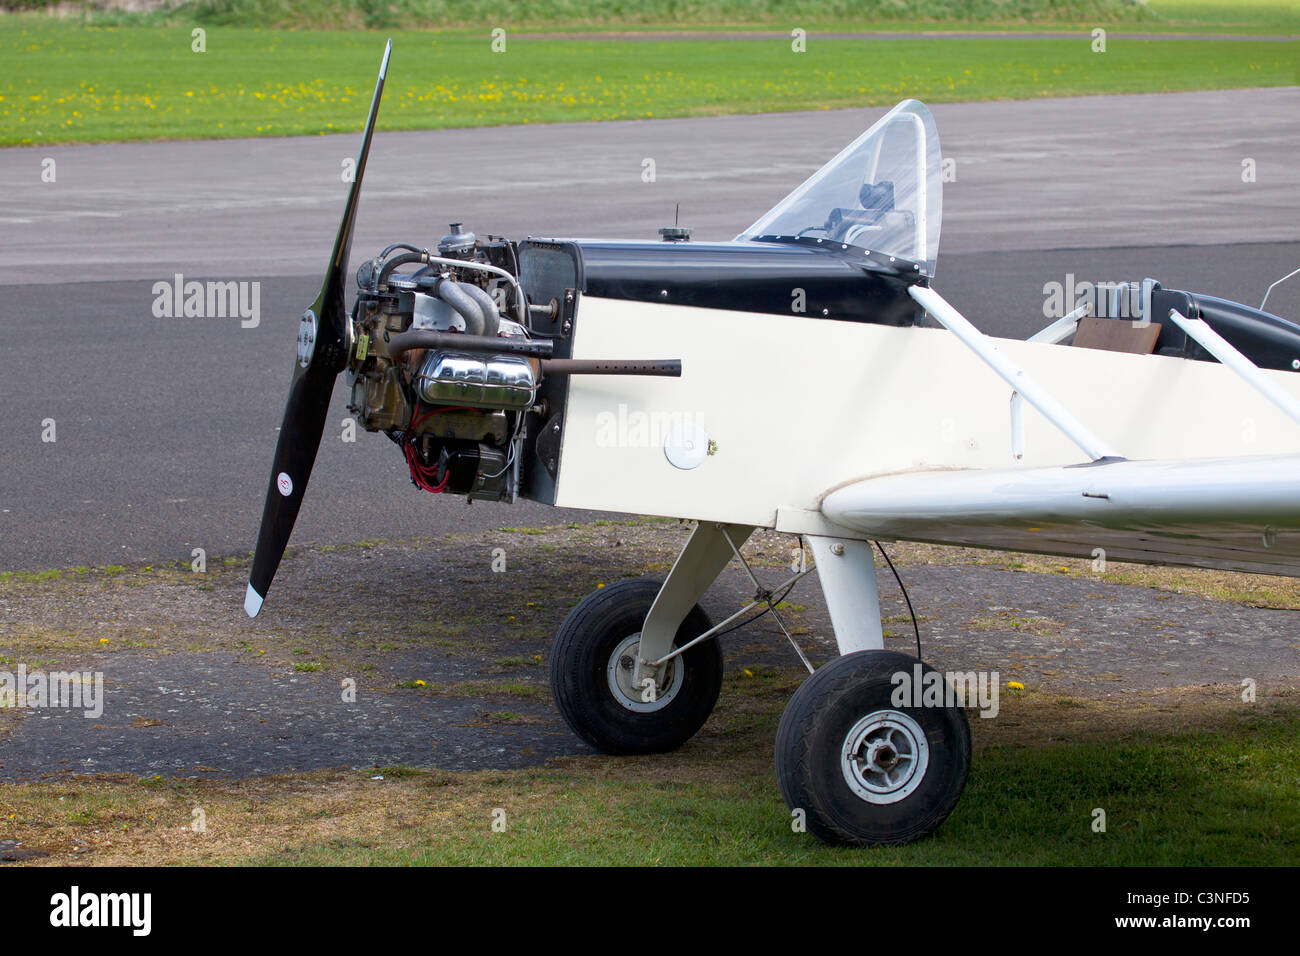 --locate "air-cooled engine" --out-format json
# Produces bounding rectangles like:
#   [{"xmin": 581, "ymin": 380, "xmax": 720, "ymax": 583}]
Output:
[{"xmin": 345, "ymin": 224, "xmax": 538, "ymax": 502}]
